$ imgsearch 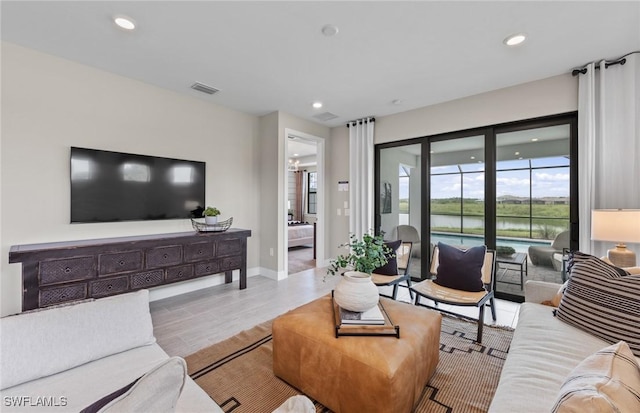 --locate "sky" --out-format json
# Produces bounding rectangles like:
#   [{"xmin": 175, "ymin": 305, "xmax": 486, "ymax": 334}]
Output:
[{"xmin": 399, "ymin": 156, "xmax": 570, "ymax": 201}]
